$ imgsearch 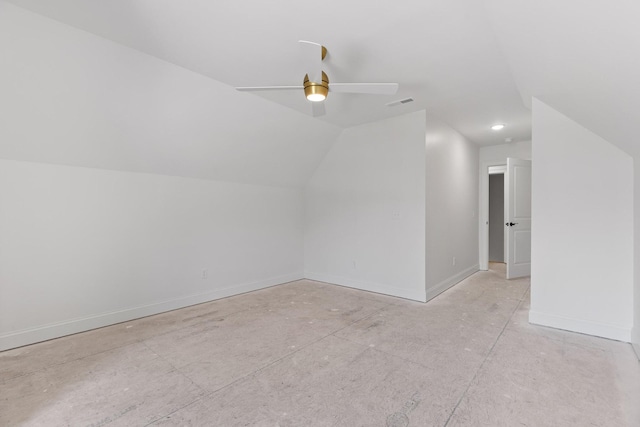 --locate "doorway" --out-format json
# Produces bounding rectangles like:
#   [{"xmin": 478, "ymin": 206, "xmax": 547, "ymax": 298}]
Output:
[
  {"xmin": 488, "ymin": 170, "xmax": 505, "ymax": 264},
  {"xmin": 479, "ymin": 159, "xmax": 532, "ymax": 279}
]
